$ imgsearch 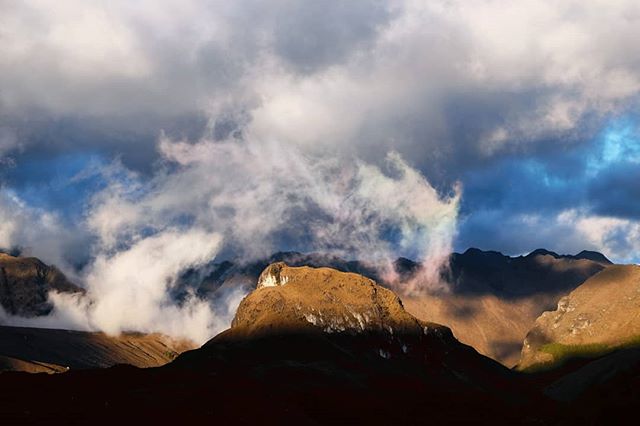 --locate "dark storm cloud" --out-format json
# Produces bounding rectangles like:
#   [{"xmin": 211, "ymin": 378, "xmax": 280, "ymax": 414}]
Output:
[
  {"xmin": 587, "ymin": 165, "xmax": 640, "ymax": 219},
  {"xmin": 269, "ymin": 1, "xmax": 393, "ymax": 73}
]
